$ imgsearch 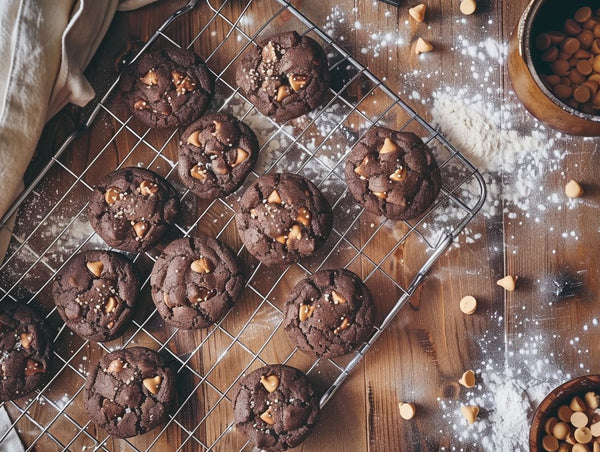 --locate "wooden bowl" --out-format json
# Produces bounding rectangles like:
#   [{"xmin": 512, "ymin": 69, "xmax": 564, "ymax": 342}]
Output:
[
  {"xmin": 529, "ymin": 374, "xmax": 600, "ymax": 451},
  {"xmin": 508, "ymin": 0, "xmax": 600, "ymax": 136}
]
